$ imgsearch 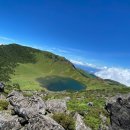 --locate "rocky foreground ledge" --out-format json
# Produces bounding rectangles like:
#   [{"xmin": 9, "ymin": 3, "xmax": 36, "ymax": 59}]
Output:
[
  {"xmin": 0, "ymin": 91, "xmax": 91, "ymax": 130},
  {"xmin": 0, "ymin": 89, "xmax": 130, "ymax": 130},
  {"xmin": 0, "ymin": 91, "xmax": 65, "ymax": 130},
  {"xmin": 105, "ymin": 94, "xmax": 130, "ymax": 130}
]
